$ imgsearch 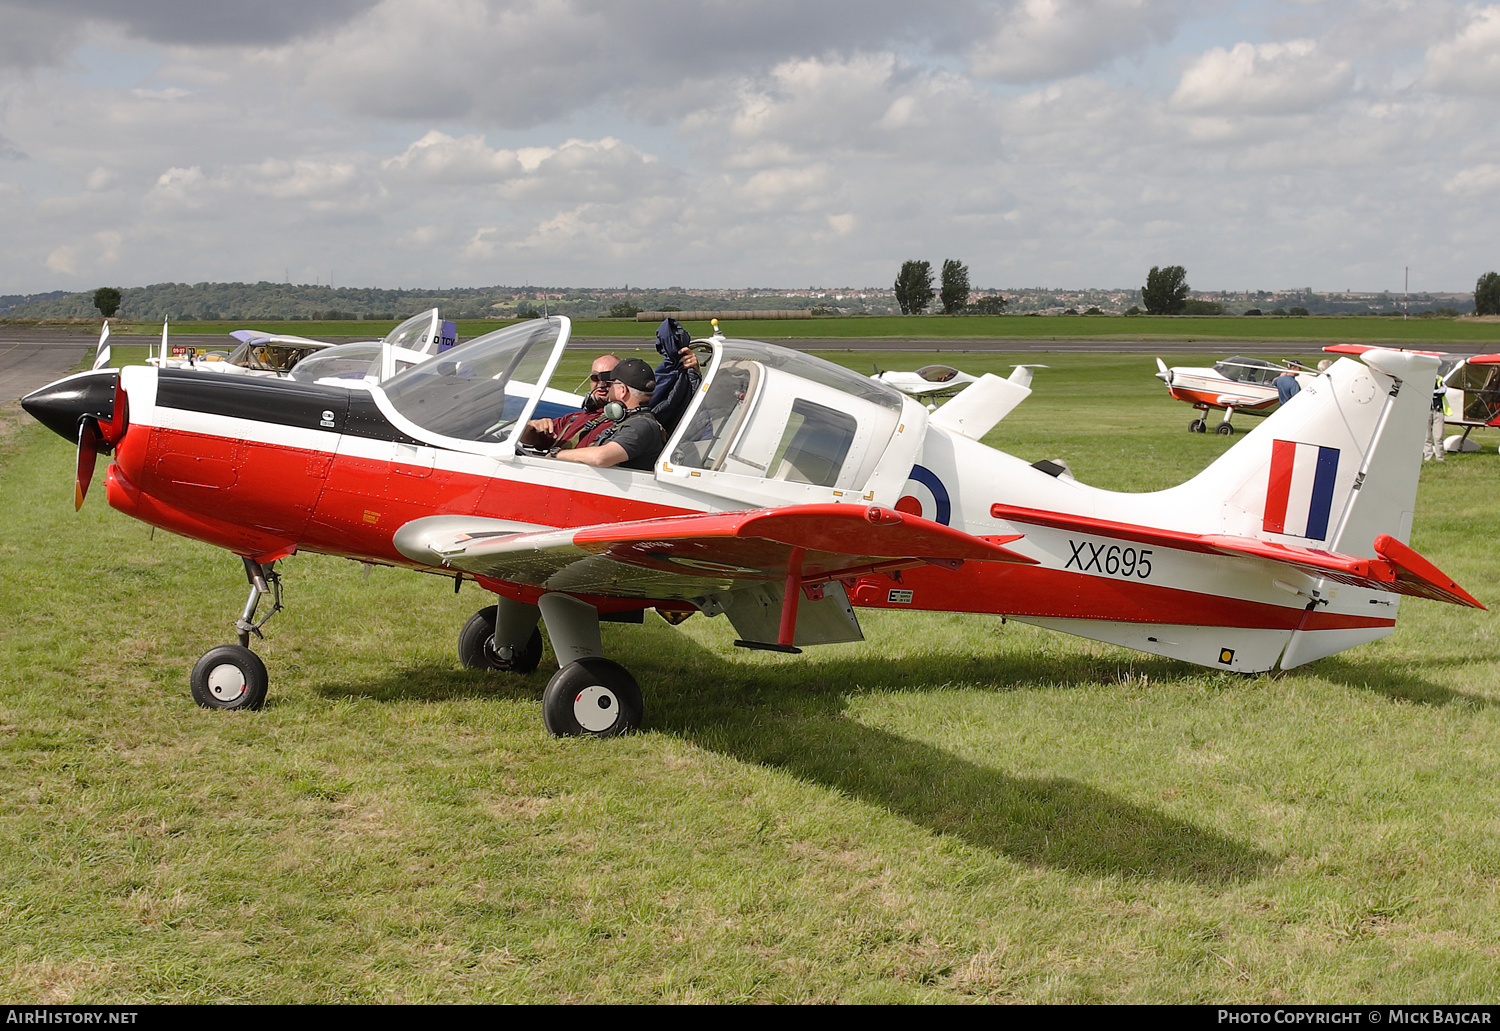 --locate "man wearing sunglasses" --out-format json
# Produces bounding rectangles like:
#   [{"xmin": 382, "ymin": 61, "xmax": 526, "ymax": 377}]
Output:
[{"xmin": 519, "ymin": 353, "xmax": 620, "ymax": 452}]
